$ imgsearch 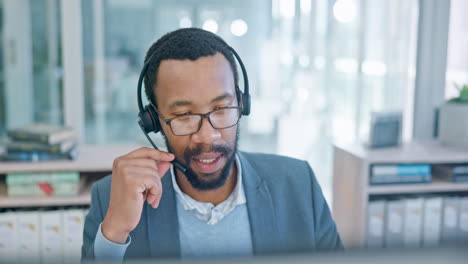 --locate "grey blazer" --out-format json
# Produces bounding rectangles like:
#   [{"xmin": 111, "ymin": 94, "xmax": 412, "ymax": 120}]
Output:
[{"xmin": 81, "ymin": 151, "xmax": 343, "ymax": 260}]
